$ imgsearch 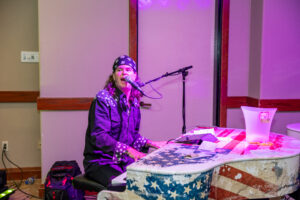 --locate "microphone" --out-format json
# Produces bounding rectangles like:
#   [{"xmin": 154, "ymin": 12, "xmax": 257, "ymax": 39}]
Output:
[
  {"xmin": 124, "ymin": 76, "xmax": 145, "ymax": 95},
  {"xmin": 178, "ymin": 65, "xmax": 193, "ymax": 73},
  {"xmin": 182, "ymin": 65, "xmax": 193, "ymax": 71}
]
